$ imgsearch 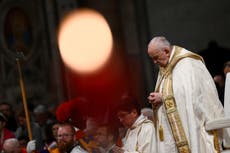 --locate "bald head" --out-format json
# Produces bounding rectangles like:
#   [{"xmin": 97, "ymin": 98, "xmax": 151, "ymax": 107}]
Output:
[
  {"xmin": 141, "ymin": 107, "xmax": 153, "ymax": 121},
  {"xmin": 3, "ymin": 138, "xmax": 21, "ymax": 153}
]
